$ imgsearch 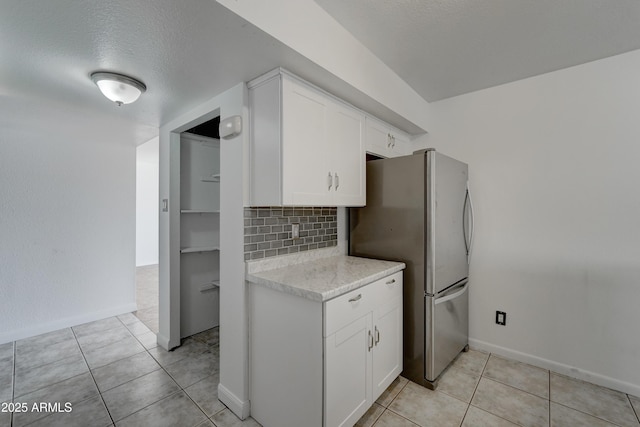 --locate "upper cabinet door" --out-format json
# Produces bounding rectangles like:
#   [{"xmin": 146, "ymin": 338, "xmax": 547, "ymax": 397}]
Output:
[
  {"xmin": 365, "ymin": 117, "xmax": 392, "ymax": 158},
  {"xmin": 248, "ymin": 69, "xmax": 366, "ymax": 207},
  {"xmin": 281, "ymin": 78, "xmax": 332, "ymax": 206},
  {"xmin": 365, "ymin": 116, "xmax": 411, "ymax": 159},
  {"xmin": 329, "ymin": 100, "xmax": 365, "ymax": 206}
]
